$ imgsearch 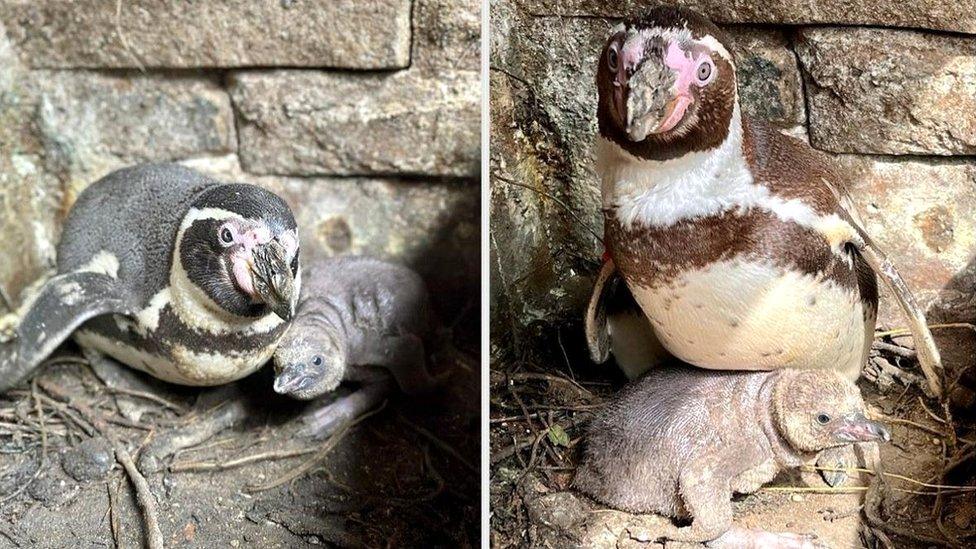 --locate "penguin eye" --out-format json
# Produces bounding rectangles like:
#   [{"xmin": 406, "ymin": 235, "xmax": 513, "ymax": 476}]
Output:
[
  {"xmin": 816, "ymin": 413, "xmax": 831, "ymax": 425},
  {"xmin": 311, "ymin": 355, "xmax": 323, "ymax": 367},
  {"xmin": 219, "ymin": 226, "xmax": 235, "ymax": 246},
  {"xmin": 696, "ymin": 60, "xmax": 713, "ymax": 83},
  {"xmin": 607, "ymin": 45, "xmax": 619, "ymax": 72}
]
